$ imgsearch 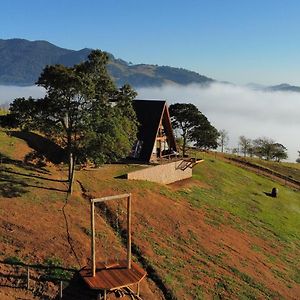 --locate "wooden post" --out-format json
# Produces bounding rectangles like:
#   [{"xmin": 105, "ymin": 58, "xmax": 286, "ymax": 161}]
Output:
[
  {"xmin": 127, "ymin": 194, "xmax": 132, "ymax": 269},
  {"xmin": 68, "ymin": 152, "xmax": 73, "ymax": 194},
  {"xmin": 103, "ymin": 289, "xmax": 107, "ymax": 300},
  {"xmin": 60, "ymin": 281, "xmax": 63, "ymax": 299},
  {"xmin": 89, "ymin": 194, "xmax": 131, "ymax": 273},
  {"xmin": 27, "ymin": 266, "xmax": 30, "ymax": 290},
  {"xmin": 91, "ymin": 200, "xmax": 96, "ymax": 277},
  {"xmin": 137, "ymin": 282, "xmax": 140, "ymax": 296}
]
